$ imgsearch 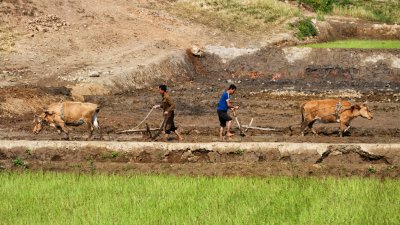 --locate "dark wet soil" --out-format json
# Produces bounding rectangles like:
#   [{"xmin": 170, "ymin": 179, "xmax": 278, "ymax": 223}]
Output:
[{"xmin": 0, "ymin": 47, "xmax": 399, "ymax": 177}]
